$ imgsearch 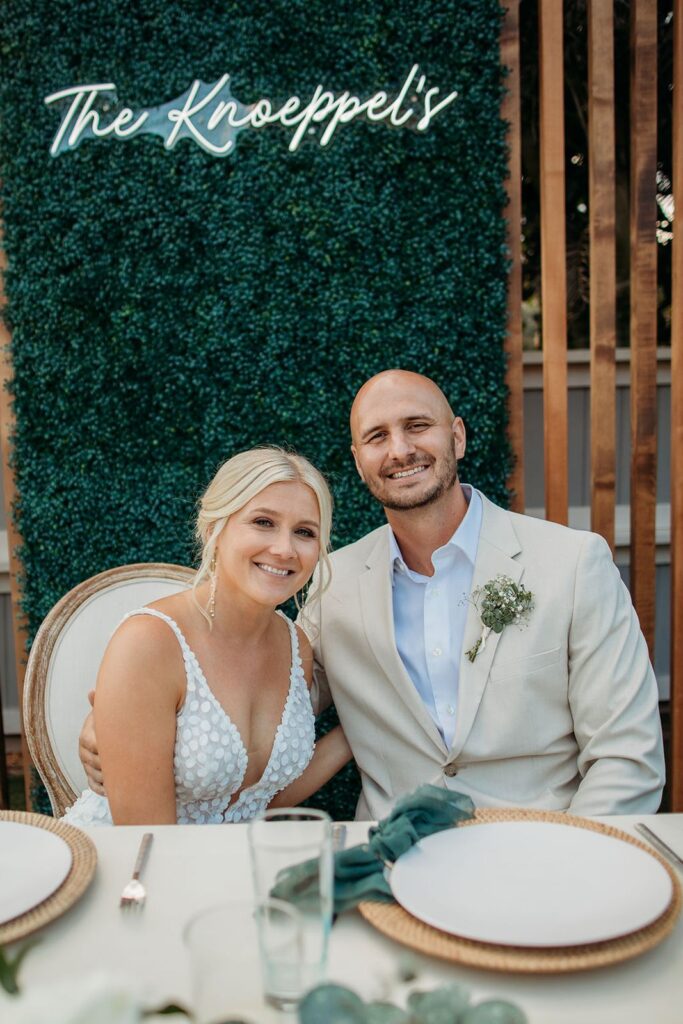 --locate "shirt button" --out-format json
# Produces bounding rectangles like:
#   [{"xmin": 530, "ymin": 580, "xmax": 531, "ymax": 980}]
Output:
[
  {"xmin": 447, "ymin": 704, "xmax": 456, "ymax": 716},
  {"xmin": 432, "ymin": 647, "xmax": 442, "ymax": 657},
  {"xmin": 443, "ymin": 763, "xmax": 458, "ymax": 777}
]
